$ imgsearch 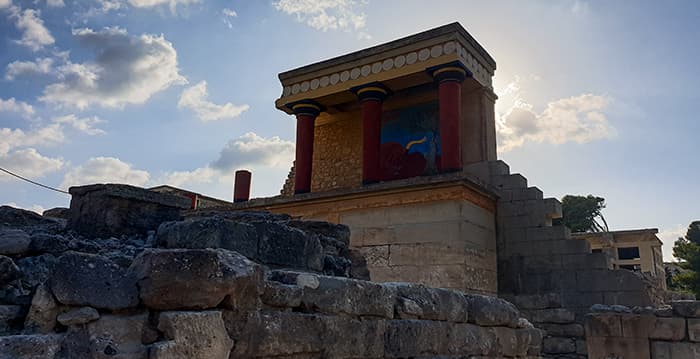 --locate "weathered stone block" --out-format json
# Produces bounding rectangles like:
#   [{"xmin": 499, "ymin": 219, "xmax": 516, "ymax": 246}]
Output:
[
  {"xmin": 23, "ymin": 285, "xmax": 58, "ymax": 334},
  {"xmin": 0, "ymin": 334, "xmax": 63, "ymax": 359},
  {"xmin": 538, "ymin": 323, "xmax": 585, "ymax": 337},
  {"xmin": 0, "ymin": 229, "xmax": 31, "ymax": 256},
  {"xmin": 388, "ymin": 283, "xmax": 468, "ymax": 322},
  {"xmin": 285, "ymin": 219, "xmax": 351, "ymax": 245},
  {"xmin": 652, "ymin": 340, "xmax": 700, "ymax": 359},
  {"xmin": 587, "ymin": 336, "xmax": 650, "ymax": 359},
  {"xmin": 0, "ymin": 255, "xmax": 20, "ymax": 287},
  {"xmin": 0, "ymin": 305, "xmax": 22, "ymax": 334},
  {"xmin": 621, "ymin": 313, "xmax": 656, "ymax": 338},
  {"xmin": 151, "ymin": 311, "xmax": 233, "ymax": 359},
  {"xmin": 507, "ymin": 293, "xmax": 562, "ymax": 310},
  {"xmin": 542, "ymin": 337, "xmax": 575, "ymax": 354},
  {"xmin": 527, "ymin": 308, "xmax": 576, "ymax": 324},
  {"xmin": 49, "ymin": 252, "xmax": 138, "ymax": 310},
  {"xmin": 132, "ymin": 248, "xmax": 263, "ymax": 310},
  {"xmin": 85, "ymin": 313, "xmax": 149, "ymax": 358},
  {"xmin": 672, "ymin": 300, "xmax": 700, "ymax": 318},
  {"xmin": 585, "ymin": 313, "xmax": 622, "ymax": 337},
  {"xmin": 384, "ymin": 319, "xmax": 450, "ymax": 357},
  {"xmin": 56, "ymin": 307, "xmax": 99, "ymax": 326},
  {"xmin": 492, "ymin": 174, "xmax": 527, "ymax": 190},
  {"xmin": 650, "ymin": 317, "xmax": 686, "ymax": 341},
  {"xmin": 68, "ymin": 184, "xmax": 189, "ymax": 238},
  {"xmin": 561, "ymin": 252, "xmax": 611, "ymax": 269},
  {"xmin": 466, "ymin": 294, "xmax": 519, "ymax": 327},
  {"xmin": 268, "ymin": 271, "xmax": 394, "ymax": 318},
  {"xmin": 236, "ymin": 312, "xmax": 325, "ymax": 357},
  {"xmin": 688, "ymin": 318, "xmax": 700, "ymax": 342}
]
